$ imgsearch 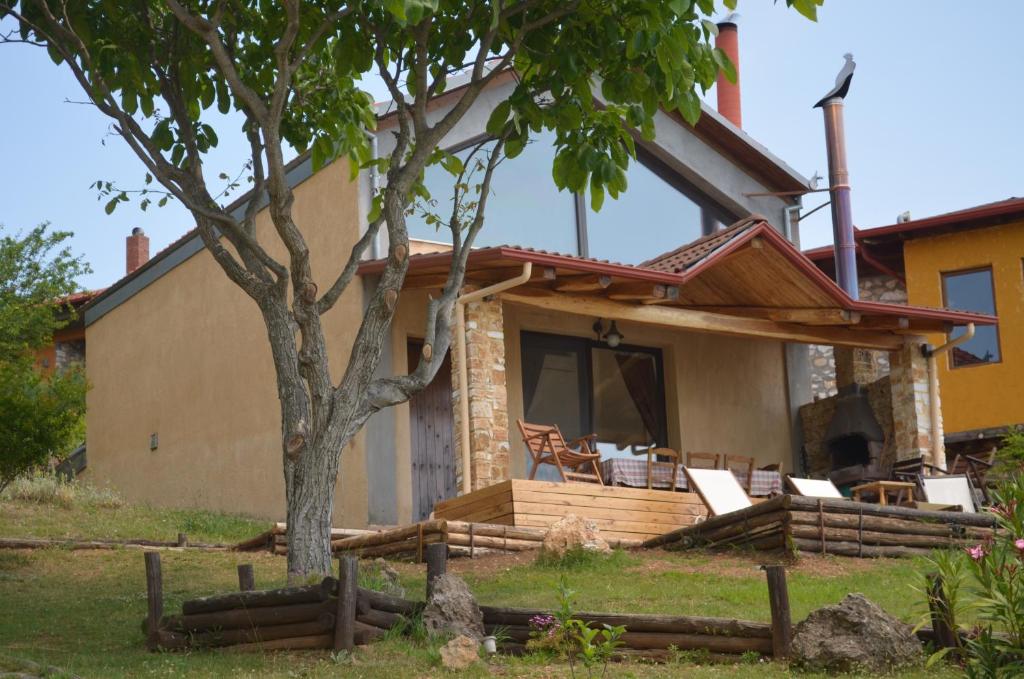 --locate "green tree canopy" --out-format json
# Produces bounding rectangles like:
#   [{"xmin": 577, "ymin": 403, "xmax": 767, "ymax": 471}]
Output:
[{"xmin": 0, "ymin": 224, "xmax": 90, "ymax": 491}]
